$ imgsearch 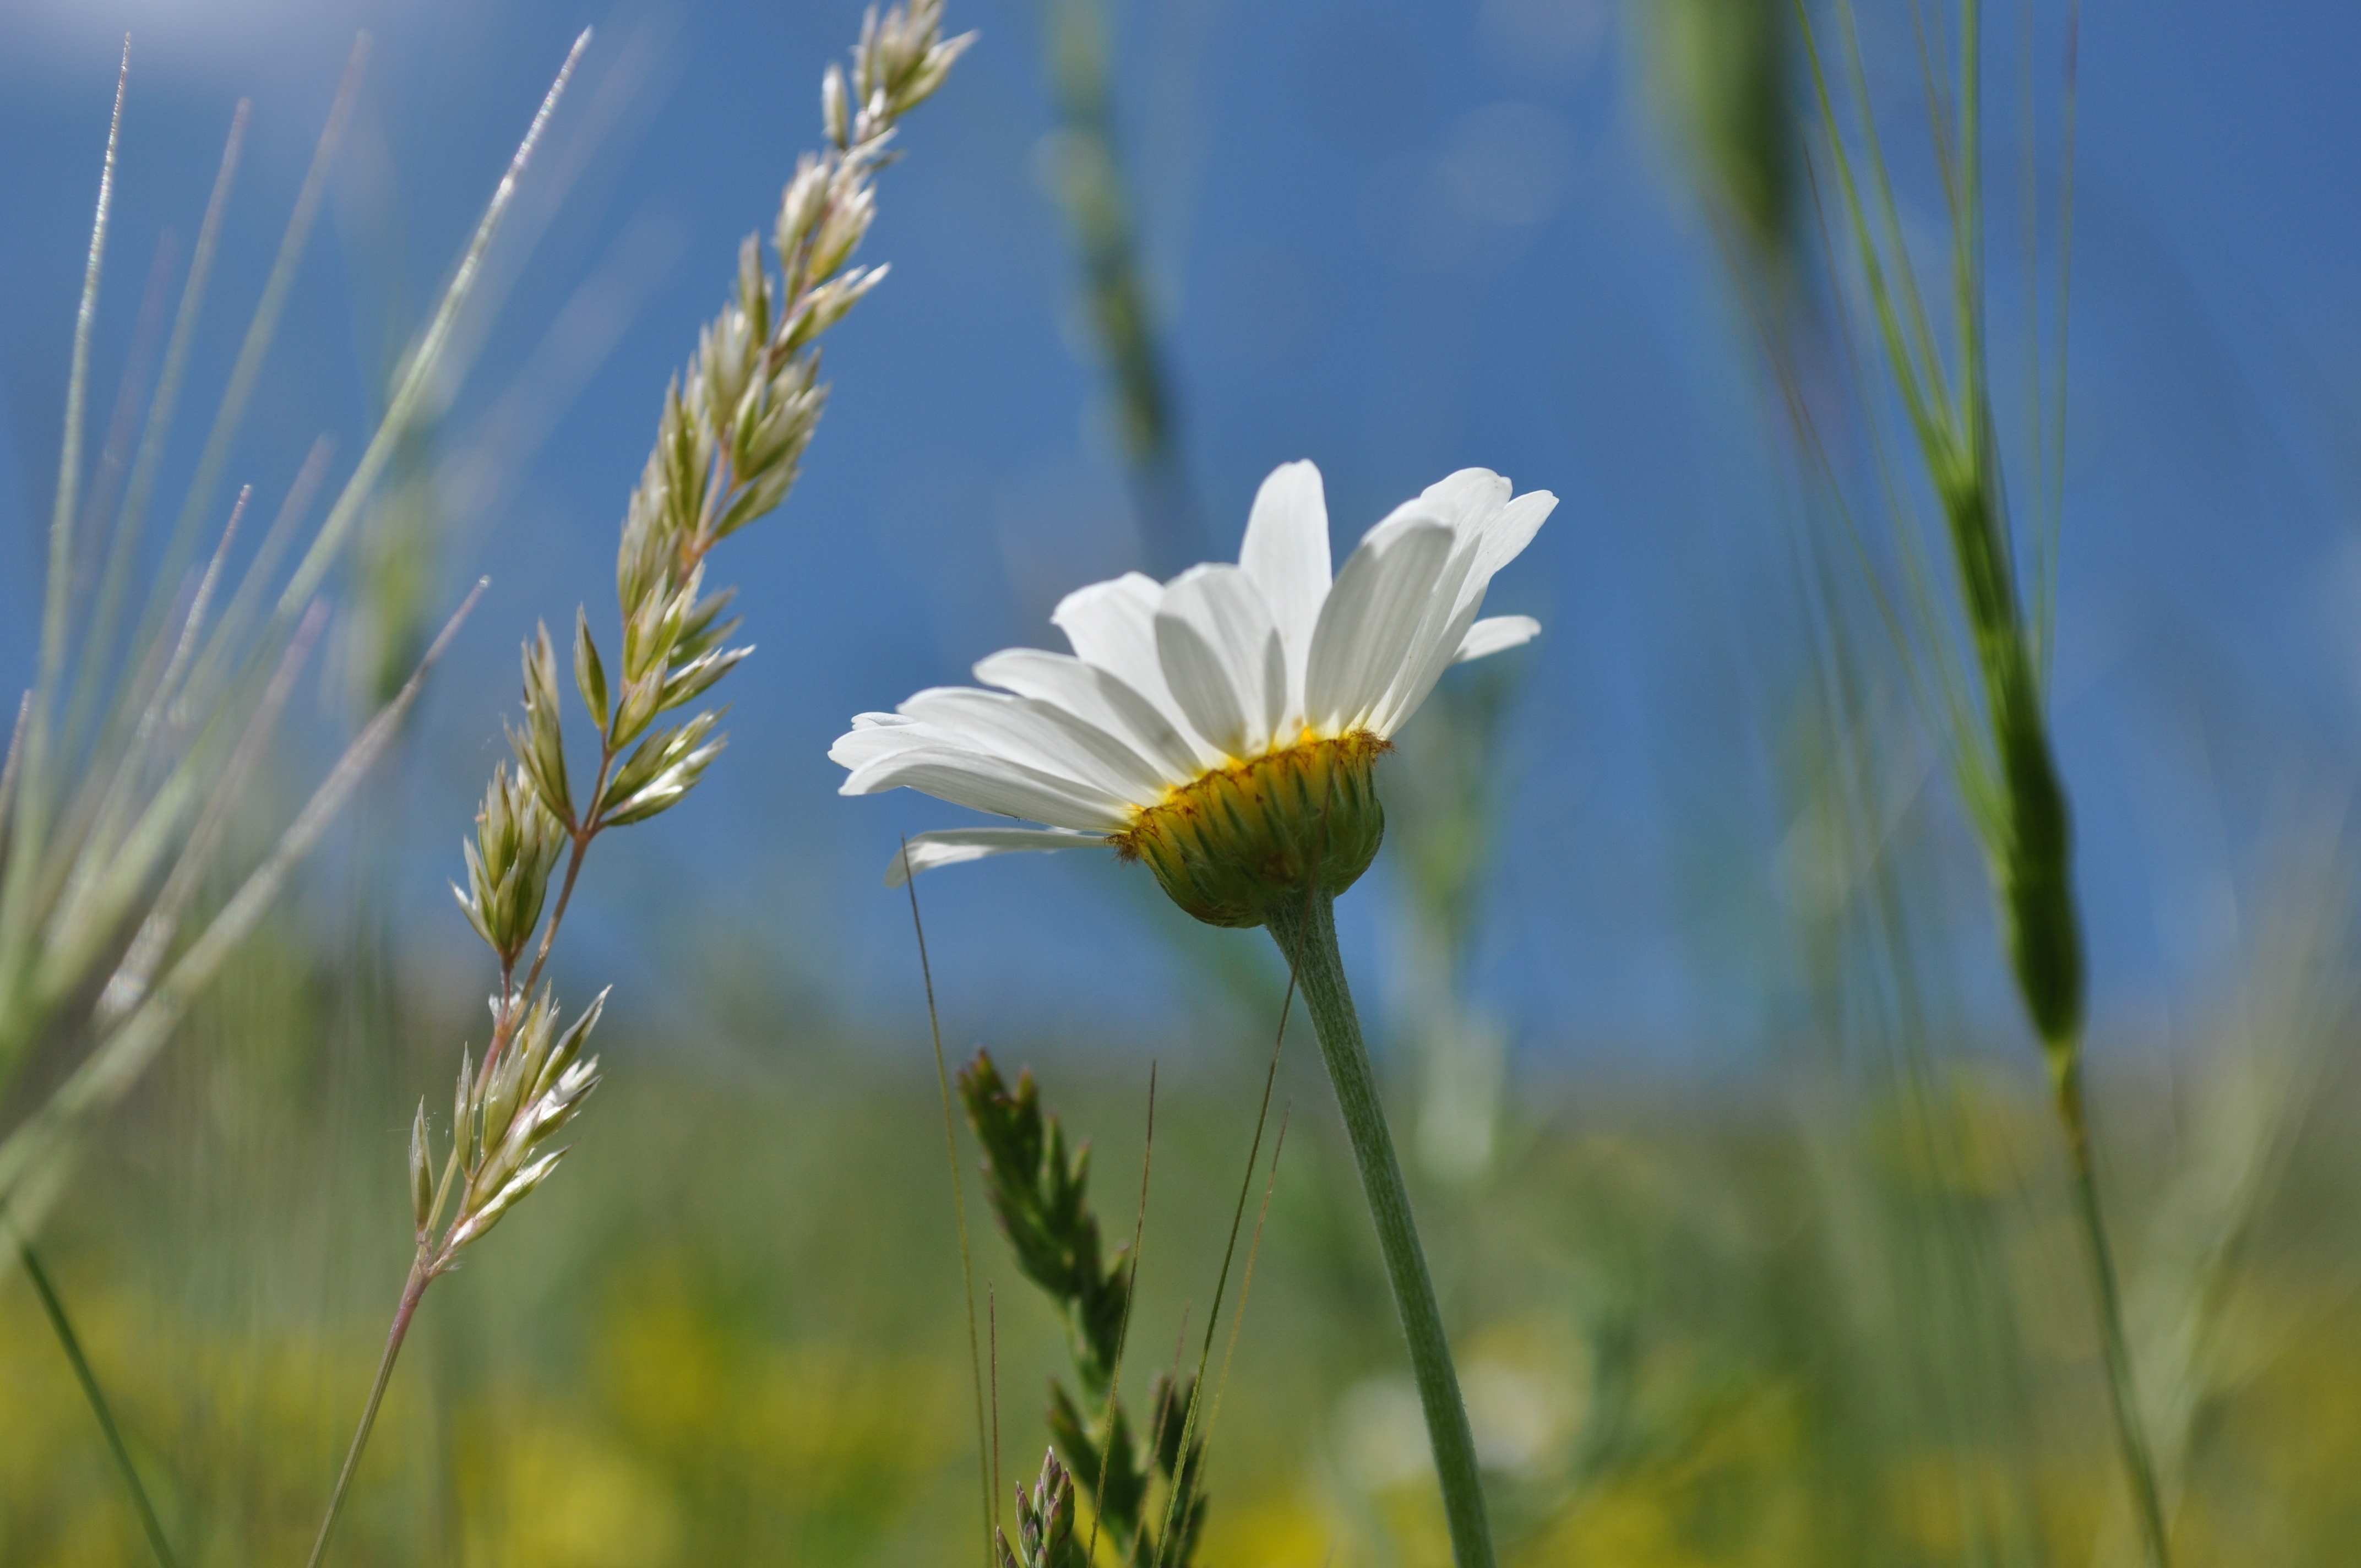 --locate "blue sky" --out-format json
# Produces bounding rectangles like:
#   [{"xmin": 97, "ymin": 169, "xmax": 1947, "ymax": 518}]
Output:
[{"xmin": 3, "ymin": 0, "xmax": 2358, "ymax": 1070}]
